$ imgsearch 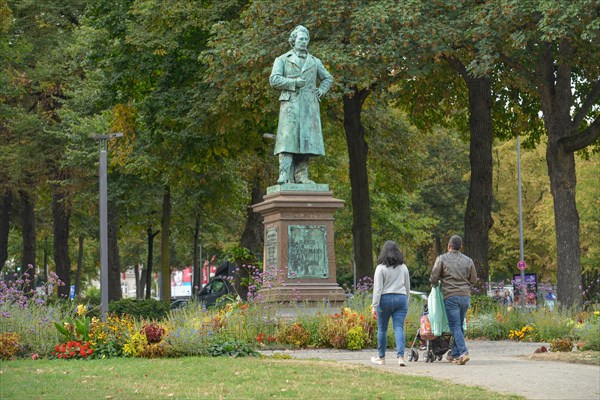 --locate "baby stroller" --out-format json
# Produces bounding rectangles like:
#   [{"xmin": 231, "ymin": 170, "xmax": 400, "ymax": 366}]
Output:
[{"xmin": 407, "ymin": 304, "xmax": 452, "ymax": 362}]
